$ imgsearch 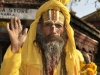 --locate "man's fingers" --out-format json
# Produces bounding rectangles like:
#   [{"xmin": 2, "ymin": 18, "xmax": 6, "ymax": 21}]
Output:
[
  {"xmin": 23, "ymin": 28, "xmax": 28, "ymax": 35},
  {"xmin": 11, "ymin": 17, "xmax": 19, "ymax": 29},
  {"xmin": 17, "ymin": 19, "xmax": 22, "ymax": 30},
  {"xmin": 11, "ymin": 18, "xmax": 14, "ymax": 30},
  {"xmin": 14, "ymin": 17, "xmax": 18, "ymax": 29},
  {"xmin": 6, "ymin": 23, "xmax": 11, "ymax": 32}
]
